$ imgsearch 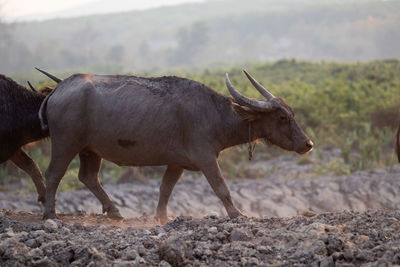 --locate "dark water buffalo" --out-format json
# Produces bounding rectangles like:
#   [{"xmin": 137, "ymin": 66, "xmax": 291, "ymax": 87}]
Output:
[
  {"xmin": 0, "ymin": 75, "xmax": 52, "ymax": 204},
  {"xmin": 38, "ymin": 69, "xmax": 313, "ymax": 222},
  {"xmin": 396, "ymin": 124, "xmax": 400, "ymax": 162}
]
